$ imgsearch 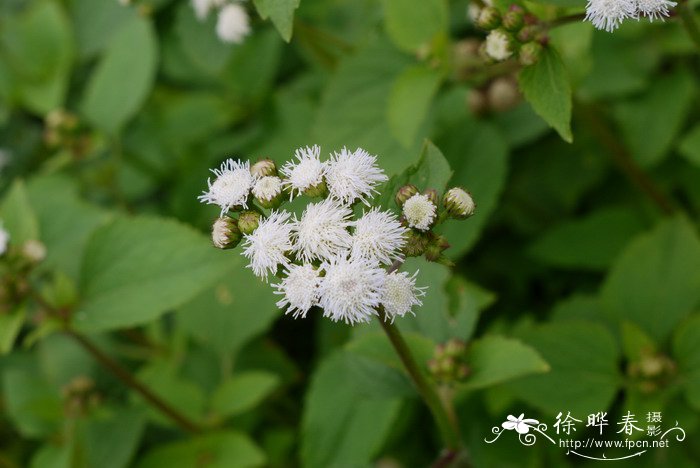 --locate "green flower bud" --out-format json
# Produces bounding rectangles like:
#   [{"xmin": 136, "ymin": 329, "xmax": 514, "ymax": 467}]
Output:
[
  {"xmin": 212, "ymin": 216, "xmax": 242, "ymax": 249},
  {"xmin": 444, "ymin": 339, "xmax": 466, "ymax": 357},
  {"xmin": 402, "ymin": 229, "xmax": 430, "ymax": 257},
  {"xmin": 237, "ymin": 211, "xmax": 261, "ymax": 235},
  {"xmin": 457, "ymin": 365, "xmax": 470, "ymax": 380},
  {"xmin": 395, "ymin": 184, "xmax": 419, "ymax": 208},
  {"xmin": 519, "ymin": 41, "xmax": 543, "ymax": 67},
  {"xmin": 444, "ymin": 187, "xmax": 476, "ymax": 220},
  {"xmin": 422, "ymin": 188, "xmax": 440, "ymax": 207},
  {"xmin": 303, "ymin": 179, "xmax": 328, "ymax": 198},
  {"xmin": 250, "ymin": 158, "xmax": 277, "ymax": 178},
  {"xmin": 502, "ymin": 6, "xmax": 525, "ymax": 32},
  {"xmin": 477, "ymin": 6, "xmax": 501, "ymax": 30},
  {"xmin": 516, "ymin": 25, "xmax": 536, "ymax": 43},
  {"xmin": 252, "ymin": 176, "xmax": 284, "ymax": 209}
]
